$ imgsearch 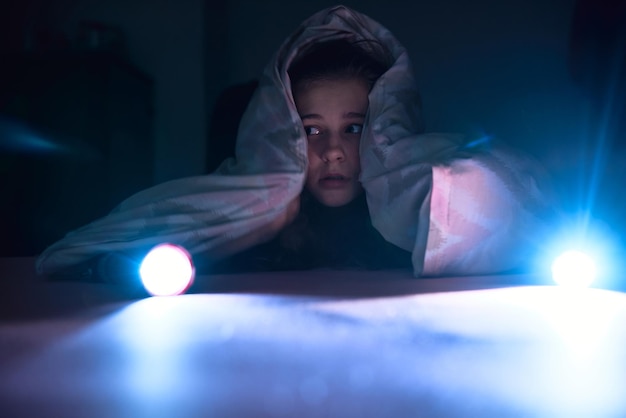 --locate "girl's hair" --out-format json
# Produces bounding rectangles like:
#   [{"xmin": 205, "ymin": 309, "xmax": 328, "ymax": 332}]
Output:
[{"xmin": 288, "ymin": 38, "xmax": 390, "ymax": 92}]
